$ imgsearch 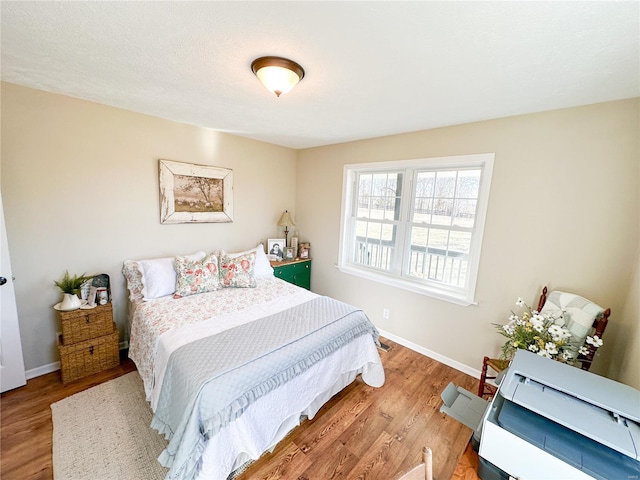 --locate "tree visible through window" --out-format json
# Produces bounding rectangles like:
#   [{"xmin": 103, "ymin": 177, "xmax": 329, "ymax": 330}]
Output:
[
  {"xmin": 354, "ymin": 171, "xmax": 402, "ymax": 271},
  {"xmin": 408, "ymin": 168, "xmax": 480, "ymax": 287},
  {"xmin": 339, "ymin": 154, "xmax": 494, "ymax": 305}
]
